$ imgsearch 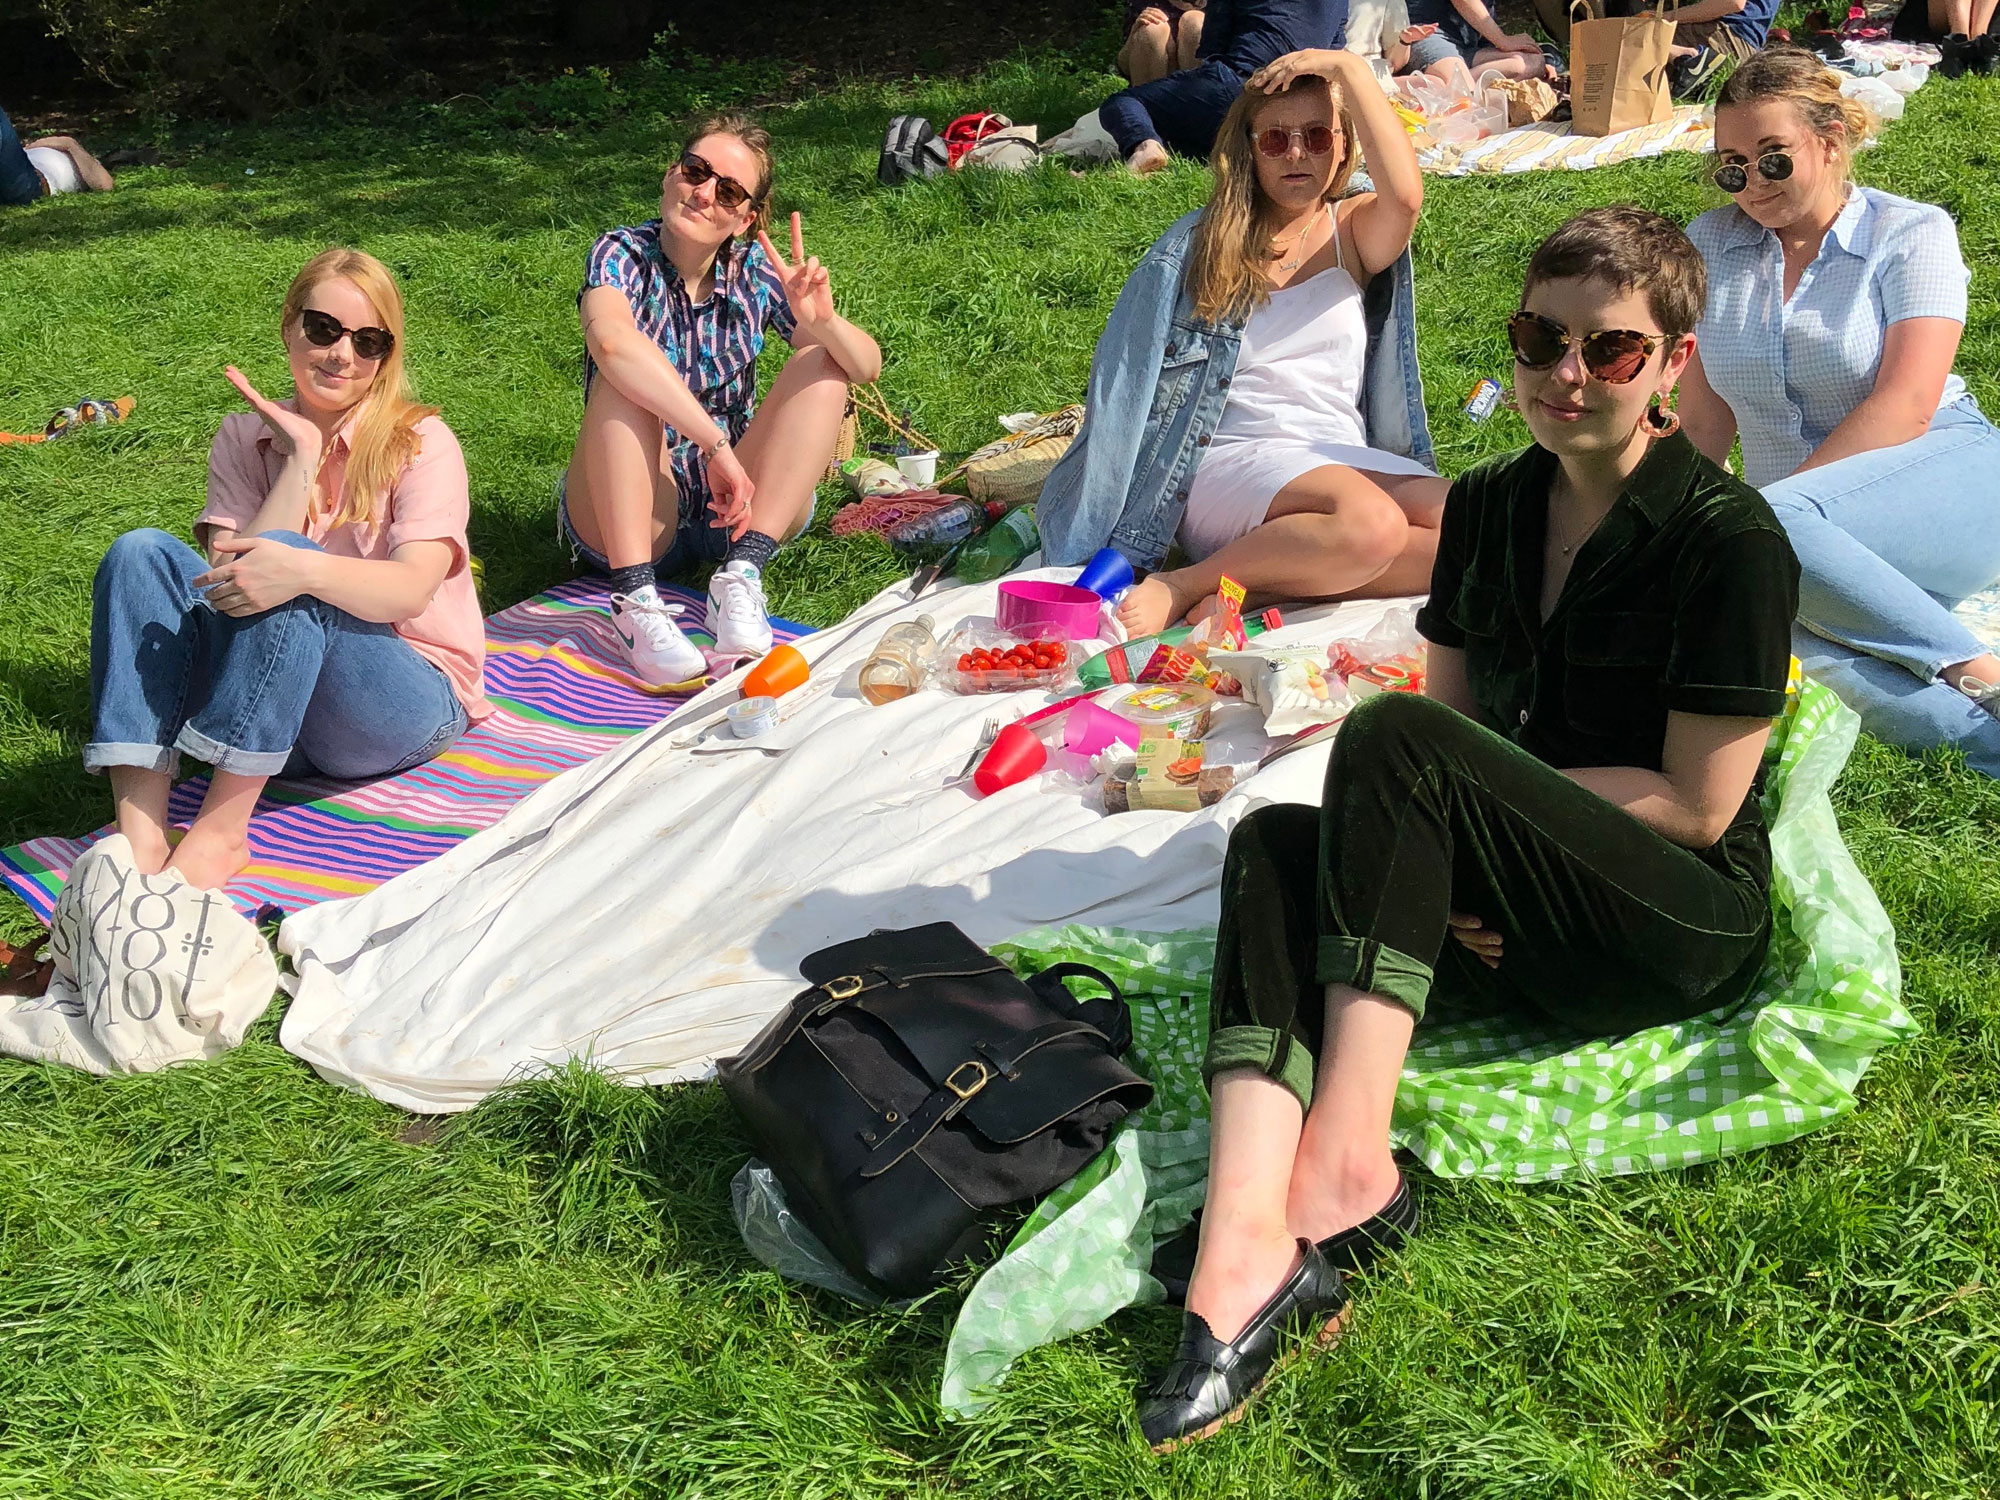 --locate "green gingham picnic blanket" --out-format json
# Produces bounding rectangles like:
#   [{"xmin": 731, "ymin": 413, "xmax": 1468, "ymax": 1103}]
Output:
[{"xmin": 940, "ymin": 677, "xmax": 1912, "ymax": 1416}]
